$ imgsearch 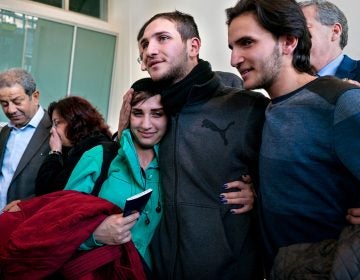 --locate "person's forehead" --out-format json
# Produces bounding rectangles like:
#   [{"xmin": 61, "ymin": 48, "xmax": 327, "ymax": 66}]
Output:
[
  {"xmin": 0, "ymin": 84, "xmax": 26, "ymax": 98},
  {"xmin": 229, "ymin": 12, "xmax": 270, "ymax": 39},
  {"xmin": 133, "ymin": 94, "xmax": 162, "ymax": 109},
  {"xmin": 143, "ymin": 18, "xmax": 179, "ymax": 38}
]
